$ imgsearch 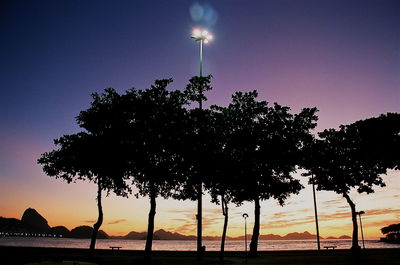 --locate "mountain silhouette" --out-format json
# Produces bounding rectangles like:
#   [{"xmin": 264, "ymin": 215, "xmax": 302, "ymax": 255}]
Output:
[
  {"xmin": 49, "ymin": 226, "xmax": 70, "ymax": 236},
  {"xmin": 0, "ymin": 217, "xmax": 28, "ymax": 233},
  {"xmin": 113, "ymin": 230, "xmax": 351, "ymax": 241},
  {"xmin": 0, "ymin": 208, "xmax": 109, "ymax": 239},
  {"xmin": 70, "ymin": 226, "xmax": 108, "ymax": 239},
  {"xmin": 21, "ymin": 208, "xmax": 50, "ymax": 232},
  {"xmin": 282, "ymin": 231, "xmax": 316, "ymax": 240}
]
